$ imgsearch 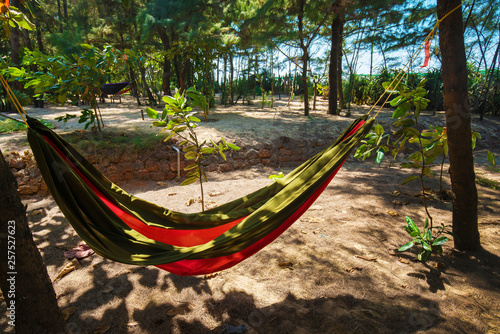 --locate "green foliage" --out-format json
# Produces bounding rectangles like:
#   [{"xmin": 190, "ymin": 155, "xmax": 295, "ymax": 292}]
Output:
[
  {"xmin": 476, "ymin": 176, "xmax": 500, "ymax": 190},
  {"xmin": 9, "ymin": 45, "xmax": 132, "ymax": 130},
  {"xmin": 487, "ymin": 150, "xmax": 496, "ymax": 168},
  {"xmin": 0, "ymin": 118, "xmax": 54, "ymax": 133},
  {"xmin": 147, "ymin": 88, "xmax": 240, "ymax": 211},
  {"xmin": 399, "ymin": 216, "xmax": 454, "ymax": 261},
  {"xmin": 0, "ymin": 89, "xmax": 31, "ymax": 111},
  {"xmin": 355, "ymin": 78, "xmax": 466, "ymax": 260}
]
